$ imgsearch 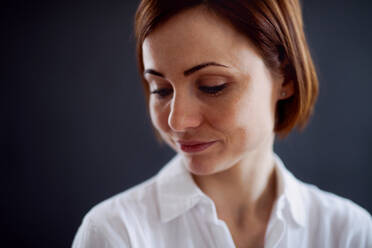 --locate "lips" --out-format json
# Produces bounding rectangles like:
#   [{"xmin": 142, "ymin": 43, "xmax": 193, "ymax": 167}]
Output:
[{"xmin": 177, "ymin": 140, "xmax": 217, "ymax": 153}]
